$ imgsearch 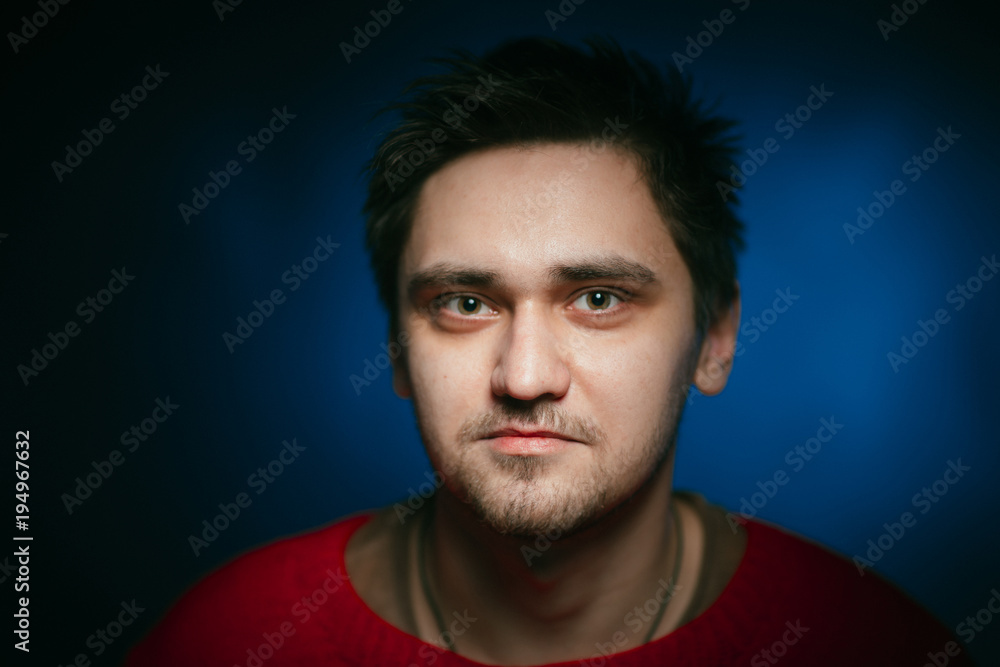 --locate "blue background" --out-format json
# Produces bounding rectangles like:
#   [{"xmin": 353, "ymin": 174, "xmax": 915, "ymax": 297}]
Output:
[{"xmin": 4, "ymin": 0, "xmax": 999, "ymax": 664}]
